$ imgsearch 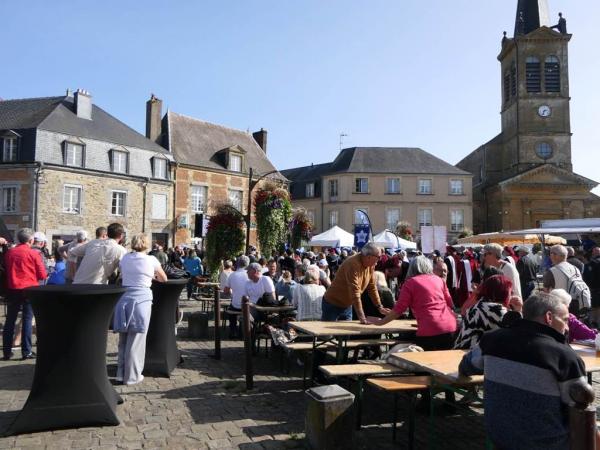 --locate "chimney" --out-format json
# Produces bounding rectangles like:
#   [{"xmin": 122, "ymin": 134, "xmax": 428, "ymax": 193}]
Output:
[
  {"xmin": 253, "ymin": 128, "xmax": 268, "ymax": 153},
  {"xmin": 74, "ymin": 89, "xmax": 92, "ymax": 120},
  {"xmin": 146, "ymin": 94, "xmax": 163, "ymax": 142}
]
